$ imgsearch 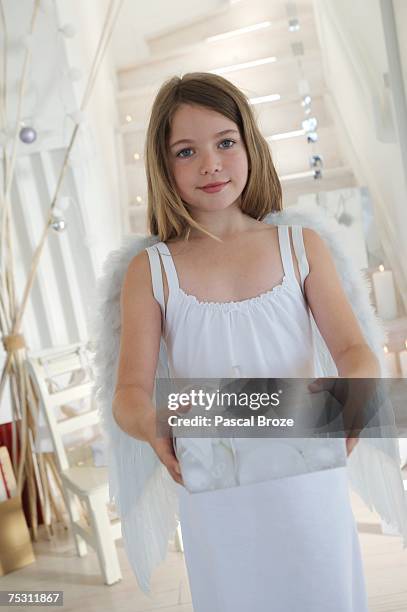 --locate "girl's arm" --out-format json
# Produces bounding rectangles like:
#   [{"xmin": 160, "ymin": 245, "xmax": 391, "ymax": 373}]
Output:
[
  {"xmin": 302, "ymin": 228, "xmax": 381, "ymax": 455},
  {"xmin": 302, "ymin": 228, "xmax": 381, "ymax": 379},
  {"xmin": 112, "ymin": 251, "xmax": 183, "ymax": 485}
]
